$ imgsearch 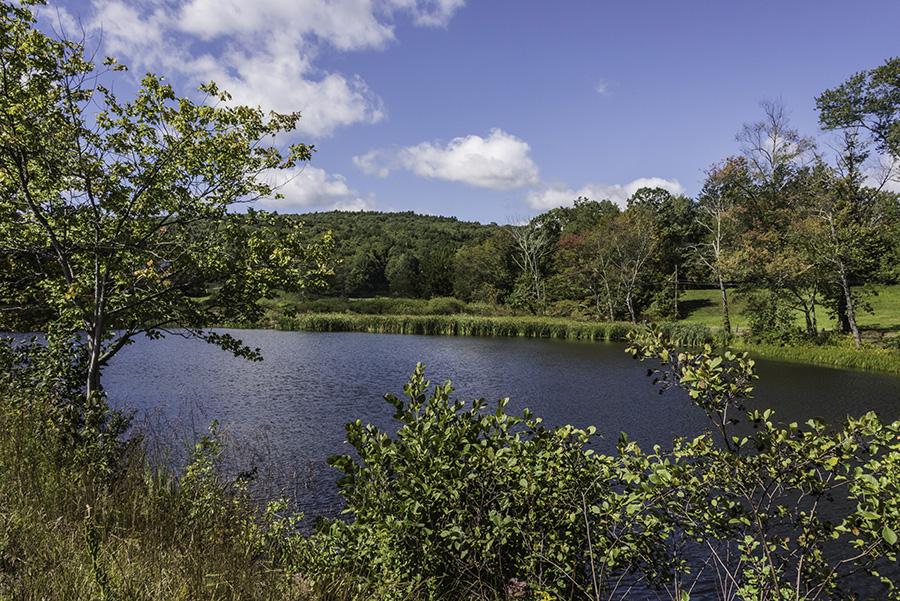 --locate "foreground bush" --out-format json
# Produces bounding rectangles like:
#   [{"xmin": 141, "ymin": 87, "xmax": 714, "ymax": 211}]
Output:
[
  {"xmin": 316, "ymin": 364, "xmax": 620, "ymax": 599},
  {"xmin": 305, "ymin": 334, "xmax": 900, "ymax": 600},
  {"xmin": 4, "ymin": 331, "xmax": 900, "ymax": 600}
]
